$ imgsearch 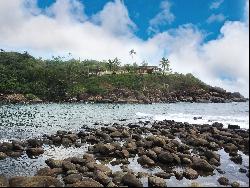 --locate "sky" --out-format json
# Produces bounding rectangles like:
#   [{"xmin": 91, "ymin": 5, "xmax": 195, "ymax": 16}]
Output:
[{"xmin": 0, "ymin": 0, "xmax": 249, "ymax": 96}]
